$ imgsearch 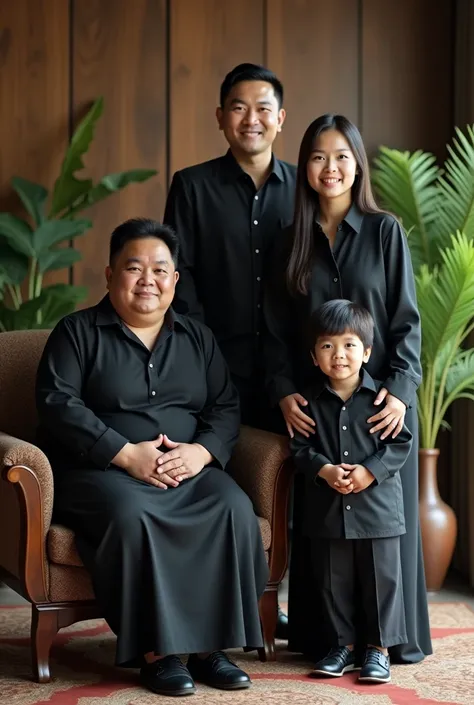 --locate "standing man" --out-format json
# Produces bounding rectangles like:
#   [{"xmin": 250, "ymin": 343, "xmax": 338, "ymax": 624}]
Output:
[
  {"xmin": 164, "ymin": 64, "xmax": 296, "ymax": 637},
  {"xmin": 164, "ymin": 63, "xmax": 296, "ymax": 435}
]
